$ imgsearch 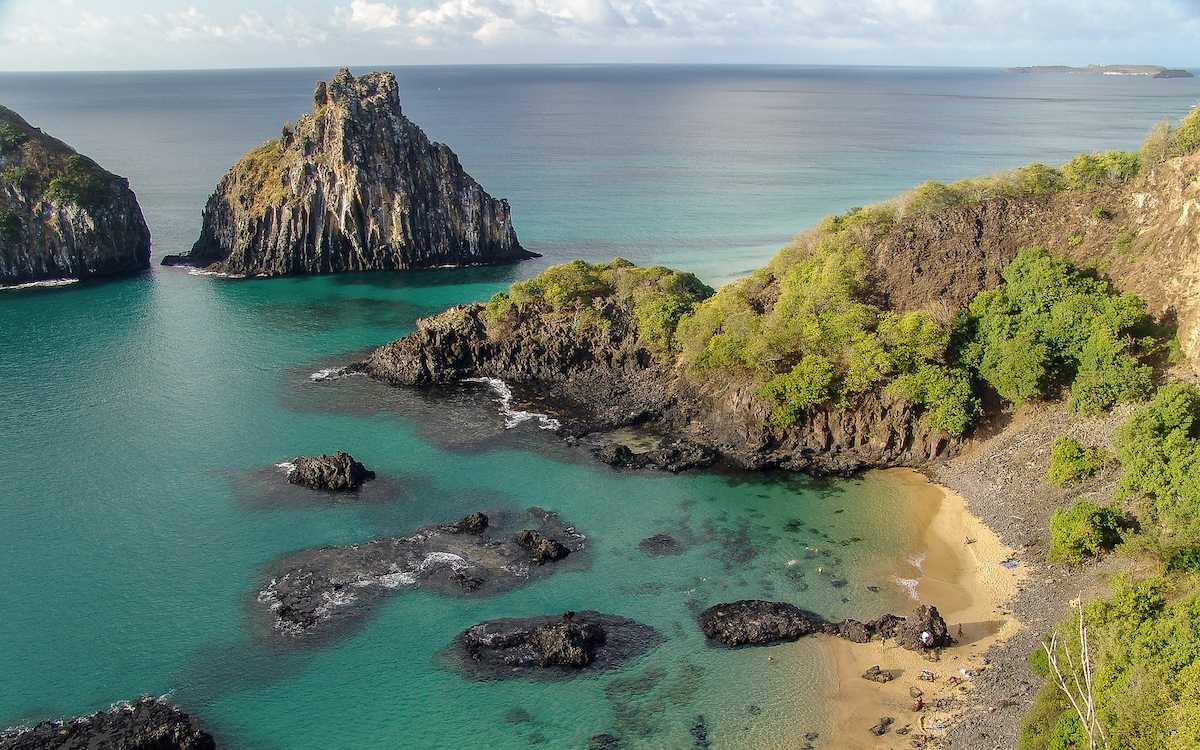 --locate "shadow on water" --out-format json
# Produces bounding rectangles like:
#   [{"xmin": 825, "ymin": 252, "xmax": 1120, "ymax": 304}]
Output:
[{"xmin": 254, "ymin": 297, "xmax": 438, "ymax": 333}]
